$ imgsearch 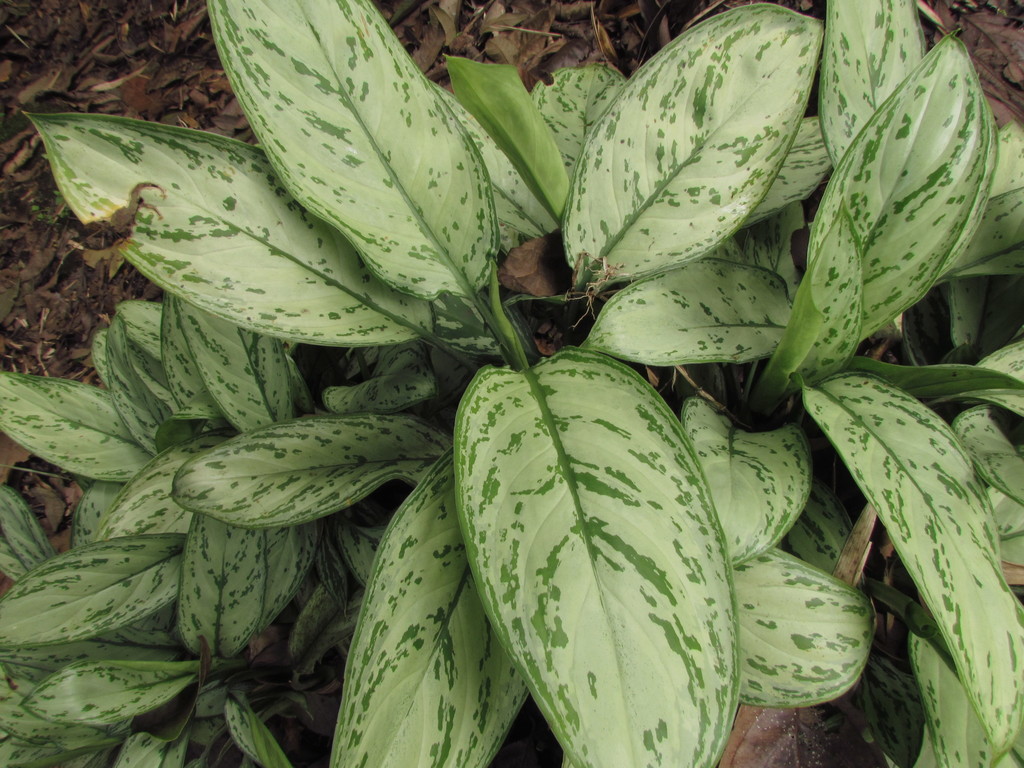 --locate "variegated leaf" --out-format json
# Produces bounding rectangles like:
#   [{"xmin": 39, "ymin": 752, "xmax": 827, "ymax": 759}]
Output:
[
  {"xmin": 334, "ymin": 453, "xmax": 527, "ymax": 768},
  {"xmin": 909, "ymin": 636, "xmax": 993, "ymax": 768},
  {"xmin": 980, "ymin": 340, "xmax": 1024, "ymax": 383},
  {"xmin": 208, "ymin": 0, "xmax": 497, "ymax": 300},
  {"xmin": 585, "ymin": 256, "xmax": 792, "ymax": 366},
  {"xmin": 0, "ymin": 373, "xmax": 151, "ymax": 481},
  {"xmin": 449, "ymin": 57, "xmax": 569, "ymax": 221},
  {"xmin": 954, "ymin": 406, "xmax": 1024, "ymax": 505},
  {"xmin": 31, "ymin": 113, "xmax": 428, "ymax": 345},
  {"xmin": 682, "ymin": 398, "xmax": 811, "ymax": 564},
  {"xmin": 948, "ymin": 276, "xmax": 1024, "ymax": 359},
  {"xmin": 335, "ymin": 519, "xmax": 384, "ymax": 586},
  {"xmin": 97, "ymin": 433, "xmax": 229, "ymax": 539},
  {"xmin": 322, "ymin": 342, "xmax": 436, "ymax": 415},
  {"xmin": 0, "ymin": 636, "xmax": 179, "ymax": 689},
  {"xmin": 0, "ymin": 534, "xmax": 184, "ymax": 646},
  {"xmin": 820, "ymin": 0, "xmax": 925, "ymax": 164},
  {"xmin": 735, "ymin": 201, "xmax": 804, "ymax": 294},
  {"xmin": 455, "ymin": 348, "xmax": 736, "ymax": 768},
  {"xmin": 105, "ymin": 311, "xmax": 174, "ymax": 454},
  {"xmin": 115, "ymin": 301, "xmax": 164, "ymax": 361},
  {"xmin": 994, "ymin": 491, "xmax": 1024, "ymax": 565},
  {"xmin": 531, "ymin": 64, "xmax": 625, "ymax": 176},
  {"xmin": 846, "ymin": 357, "xmax": 1024, "ymax": 398},
  {"xmin": 172, "ymin": 297, "xmax": 296, "ymax": 431},
  {"xmin": 857, "ymin": 654, "xmax": 925, "ymax": 768},
  {"xmin": 747, "ymin": 117, "xmax": 831, "ymax": 225},
  {"xmin": 173, "ymin": 414, "xmax": 450, "ymax": 527},
  {"xmin": 73, "ymin": 481, "xmax": 124, "ymax": 548},
  {"xmin": 112, "ymin": 729, "xmax": 190, "ymax": 768},
  {"xmin": 0, "ymin": 486, "xmax": 56, "ymax": 579},
  {"xmin": 257, "ymin": 523, "xmax": 317, "ymax": 630},
  {"xmin": 734, "ymin": 549, "xmax": 873, "ymax": 707},
  {"xmin": 825, "ymin": 37, "xmax": 993, "ymax": 337},
  {"xmin": 25, "ymin": 659, "xmax": 199, "ymax": 726},
  {"xmin": 224, "ymin": 692, "xmax": 294, "ymax": 768},
  {"xmin": 563, "ymin": 5, "xmax": 821, "ymax": 285},
  {"xmin": 783, "ymin": 481, "xmax": 852, "ymax": 574},
  {"xmin": 804, "ymin": 373, "xmax": 1024, "ymax": 753},
  {"xmin": 945, "ymin": 122, "xmax": 1024, "ymax": 278}
]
